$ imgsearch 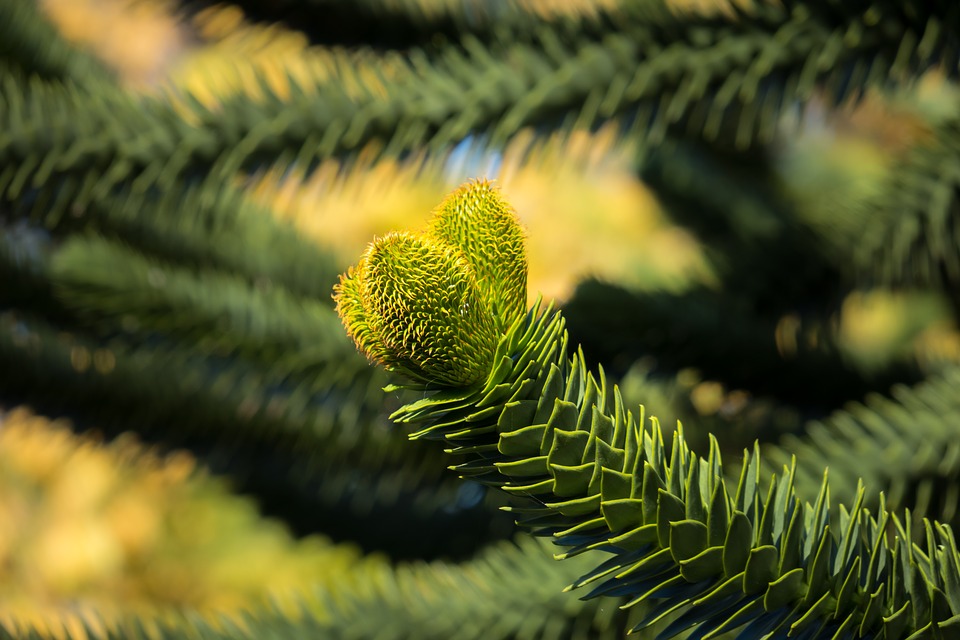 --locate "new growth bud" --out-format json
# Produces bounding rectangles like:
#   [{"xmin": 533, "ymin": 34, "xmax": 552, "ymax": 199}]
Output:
[{"xmin": 334, "ymin": 180, "xmax": 528, "ymax": 387}]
